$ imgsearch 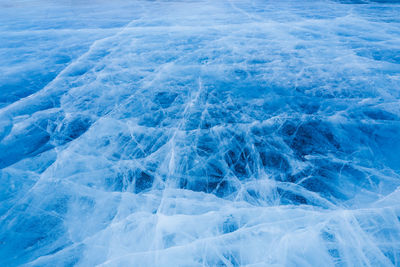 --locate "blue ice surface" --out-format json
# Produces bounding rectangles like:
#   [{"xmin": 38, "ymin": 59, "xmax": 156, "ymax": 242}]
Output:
[{"xmin": 1, "ymin": 0, "xmax": 400, "ymax": 266}]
